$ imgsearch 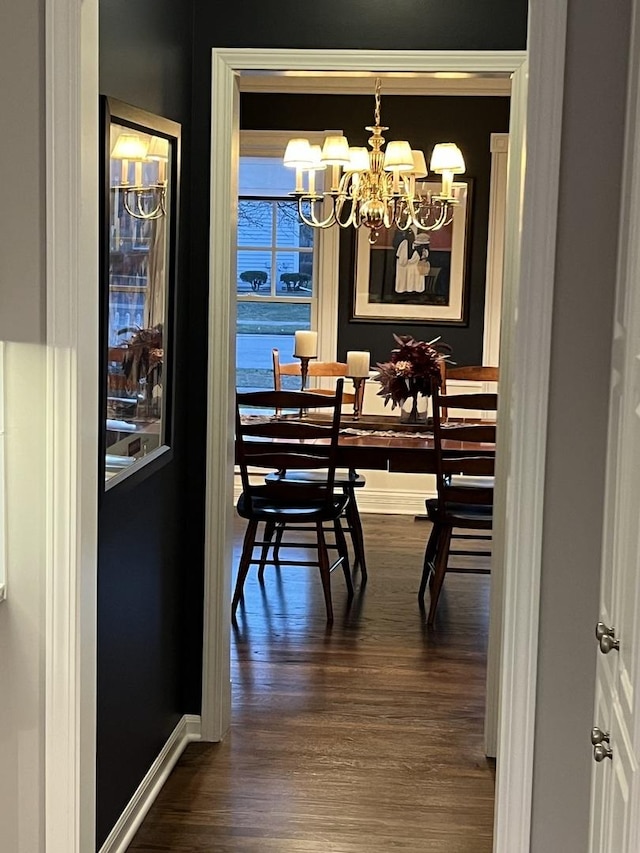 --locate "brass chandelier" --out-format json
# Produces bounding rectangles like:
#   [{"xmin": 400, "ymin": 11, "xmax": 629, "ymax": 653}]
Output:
[{"xmin": 283, "ymin": 78, "xmax": 465, "ymax": 243}]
